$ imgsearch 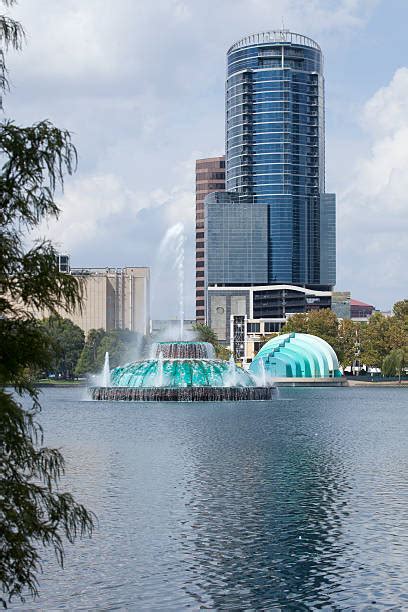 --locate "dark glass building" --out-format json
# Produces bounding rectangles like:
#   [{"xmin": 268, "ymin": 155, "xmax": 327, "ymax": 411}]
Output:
[{"xmin": 224, "ymin": 30, "xmax": 335, "ymax": 288}]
